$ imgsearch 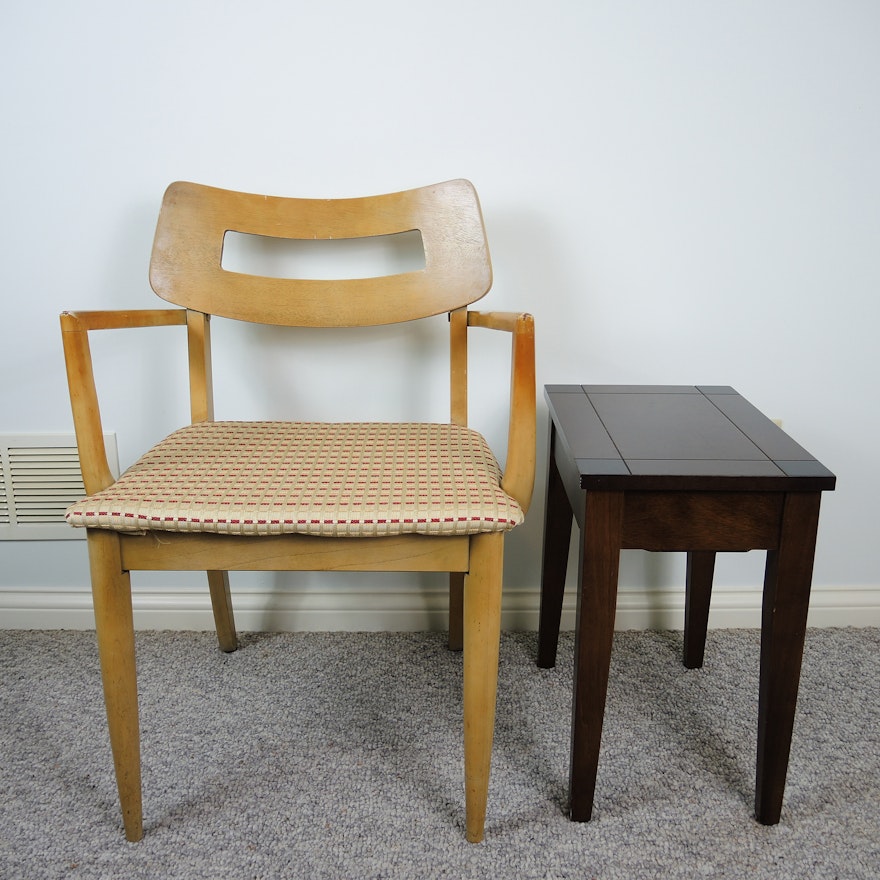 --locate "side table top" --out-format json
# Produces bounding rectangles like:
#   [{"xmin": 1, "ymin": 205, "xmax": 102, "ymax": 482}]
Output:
[{"xmin": 545, "ymin": 385, "xmax": 836, "ymax": 492}]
